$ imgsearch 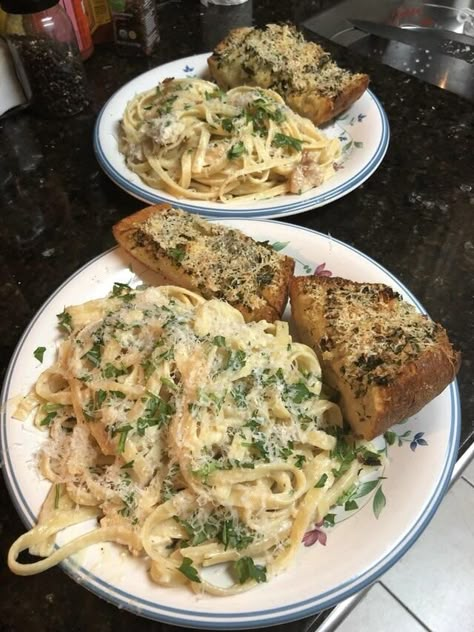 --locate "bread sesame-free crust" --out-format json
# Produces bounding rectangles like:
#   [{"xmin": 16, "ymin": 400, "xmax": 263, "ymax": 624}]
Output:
[
  {"xmin": 290, "ymin": 275, "xmax": 461, "ymax": 440},
  {"xmin": 207, "ymin": 24, "xmax": 369, "ymax": 126},
  {"xmin": 113, "ymin": 204, "xmax": 294, "ymax": 323}
]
